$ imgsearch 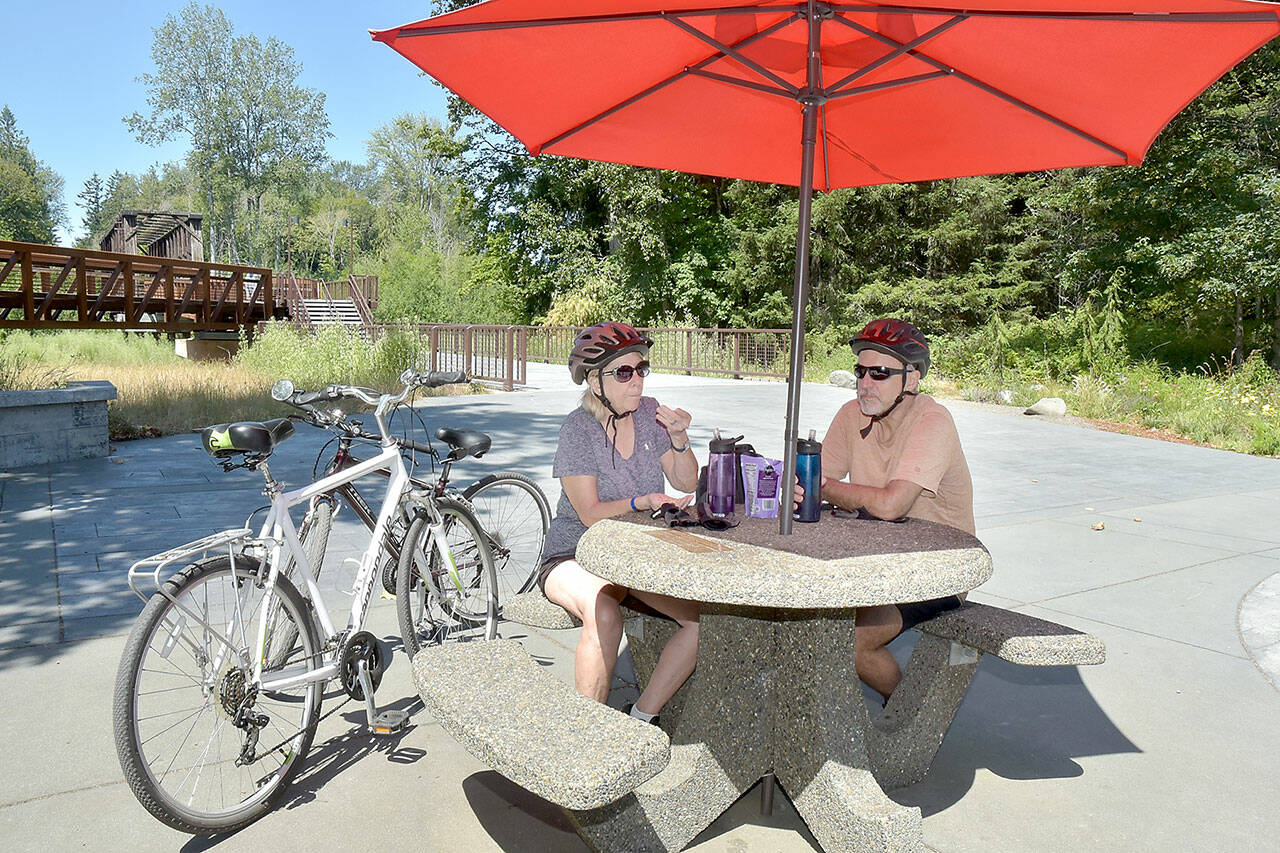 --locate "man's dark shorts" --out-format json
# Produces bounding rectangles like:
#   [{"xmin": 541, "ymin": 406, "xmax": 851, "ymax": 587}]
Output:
[{"xmin": 897, "ymin": 595, "xmax": 962, "ymax": 633}]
